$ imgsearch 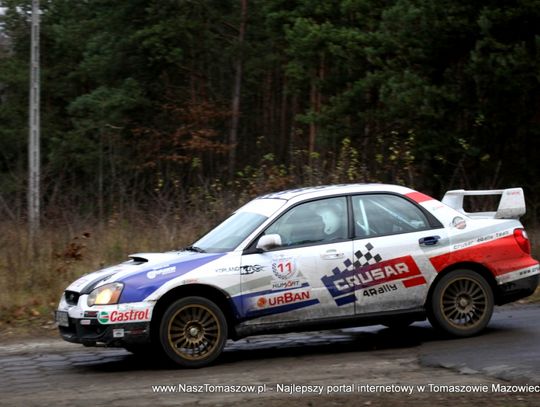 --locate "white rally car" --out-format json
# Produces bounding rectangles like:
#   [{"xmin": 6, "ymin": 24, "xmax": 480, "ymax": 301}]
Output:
[{"xmin": 56, "ymin": 184, "xmax": 539, "ymax": 367}]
